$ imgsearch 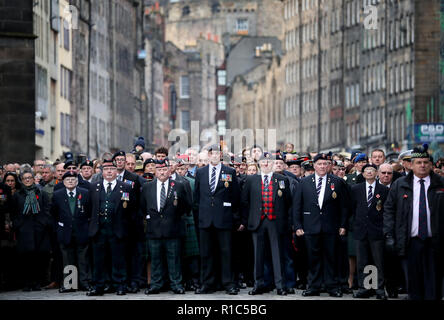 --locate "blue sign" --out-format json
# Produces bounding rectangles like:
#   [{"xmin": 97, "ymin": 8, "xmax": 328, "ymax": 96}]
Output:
[{"xmin": 414, "ymin": 123, "xmax": 444, "ymax": 143}]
